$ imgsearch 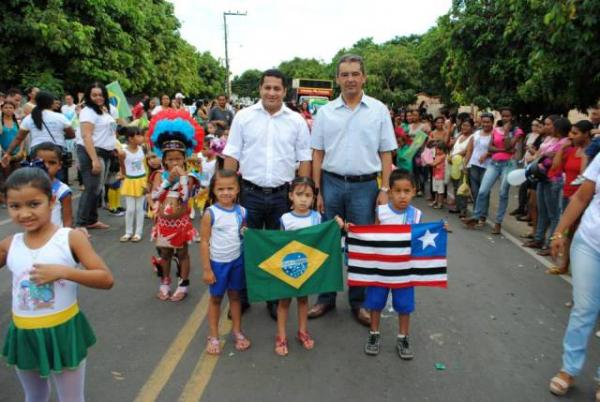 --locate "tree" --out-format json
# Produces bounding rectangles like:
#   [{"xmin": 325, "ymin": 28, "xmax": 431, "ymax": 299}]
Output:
[
  {"xmin": 441, "ymin": 0, "xmax": 600, "ymax": 116},
  {"xmin": 332, "ymin": 39, "xmax": 421, "ymax": 107},
  {"xmin": 0, "ymin": 0, "xmax": 225, "ymax": 98},
  {"xmin": 277, "ymin": 58, "xmax": 329, "ymax": 81},
  {"xmin": 231, "ymin": 69, "xmax": 262, "ymax": 100}
]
